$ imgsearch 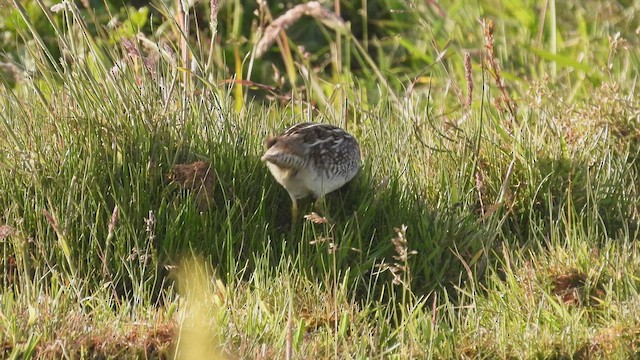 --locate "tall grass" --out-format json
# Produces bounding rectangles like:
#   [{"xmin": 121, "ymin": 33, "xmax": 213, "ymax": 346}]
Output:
[{"xmin": 1, "ymin": 0, "xmax": 639, "ymax": 358}]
